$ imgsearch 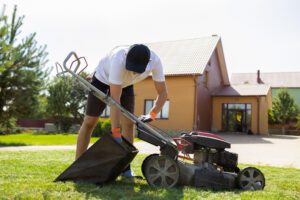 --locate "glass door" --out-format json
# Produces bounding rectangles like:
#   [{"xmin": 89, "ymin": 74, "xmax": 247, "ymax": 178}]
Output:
[{"xmin": 222, "ymin": 104, "xmax": 251, "ymax": 133}]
